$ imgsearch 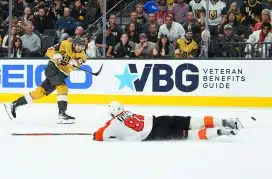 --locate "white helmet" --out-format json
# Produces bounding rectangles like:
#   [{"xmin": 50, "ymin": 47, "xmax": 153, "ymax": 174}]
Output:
[{"xmin": 108, "ymin": 101, "xmax": 124, "ymax": 117}]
